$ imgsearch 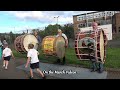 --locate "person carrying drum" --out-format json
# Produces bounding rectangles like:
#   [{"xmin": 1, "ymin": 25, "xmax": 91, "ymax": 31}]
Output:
[
  {"xmin": 55, "ymin": 29, "xmax": 68, "ymax": 65},
  {"xmin": 25, "ymin": 43, "xmax": 46, "ymax": 79},
  {"xmin": 90, "ymin": 22, "xmax": 107, "ymax": 73},
  {"xmin": 33, "ymin": 31, "xmax": 42, "ymax": 49}
]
